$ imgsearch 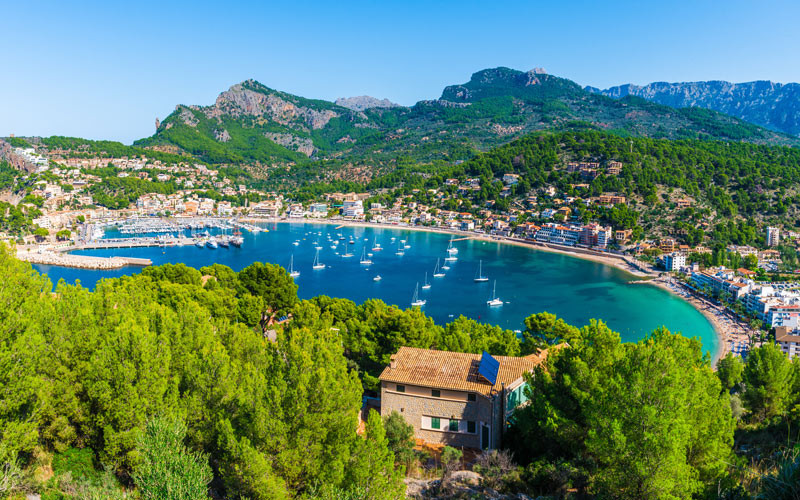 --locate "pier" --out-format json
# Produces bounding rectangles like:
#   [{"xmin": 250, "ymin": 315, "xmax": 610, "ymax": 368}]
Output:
[
  {"xmin": 75, "ymin": 237, "xmax": 196, "ymax": 250},
  {"xmin": 17, "ymin": 251, "xmax": 152, "ymax": 270}
]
